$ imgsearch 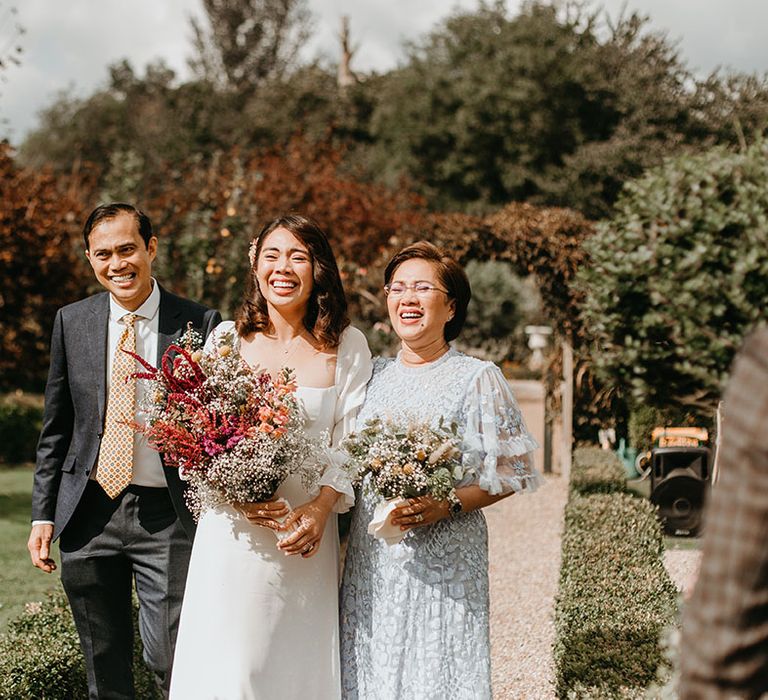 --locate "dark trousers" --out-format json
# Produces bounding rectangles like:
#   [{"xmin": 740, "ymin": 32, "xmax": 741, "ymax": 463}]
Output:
[{"xmin": 60, "ymin": 481, "xmax": 192, "ymax": 700}]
